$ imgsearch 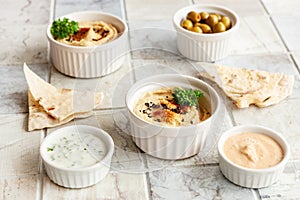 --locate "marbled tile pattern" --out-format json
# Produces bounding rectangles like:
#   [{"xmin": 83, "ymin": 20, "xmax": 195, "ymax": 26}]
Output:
[
  {"xmin": 149, "ymin": 166, "xmax": 257, "ymax": 200},
  {"xmin": 0, "ymin": 0, "xmax": 50, "ymax": 65},
  {"xmin": 0, "ymin": 114, "xmax": 42, "ymax": 176},
  {"xmin": 0, "ymin": 64, "xmax": 49, "ymax": 114},
  {"xmin": 1, "ymin": 0, "xmax": 300, "ymax": 199},
  {"xmin": 43, "ymin": 173, "xmax": 149, "ymax": 200},
  {"xmin": 54, "ymin": 0, "xmax": 125, "ymax": 19},
  {"xmin": 0, "ymin": 175, "xmax": 39, "ymax": 199}
]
